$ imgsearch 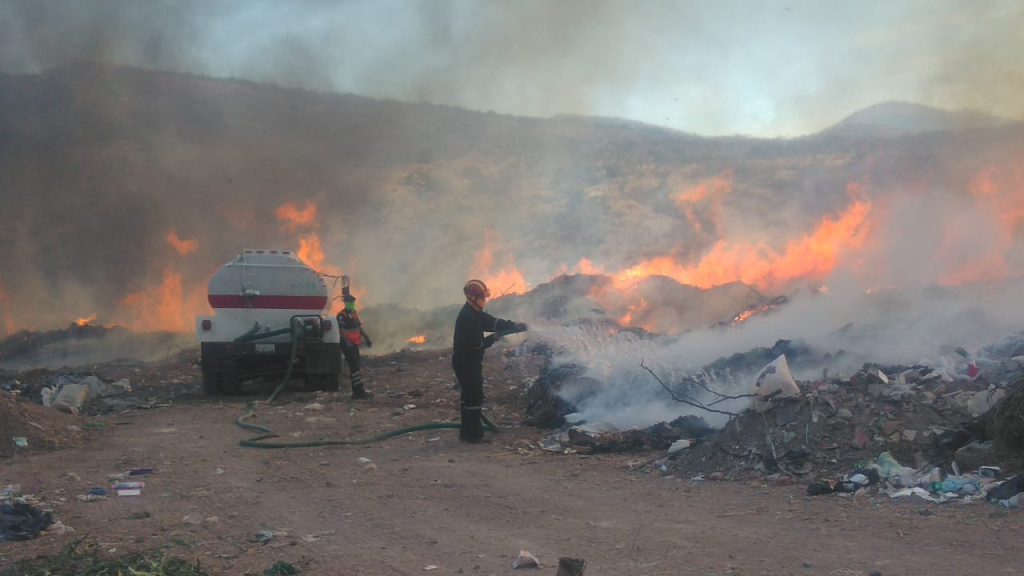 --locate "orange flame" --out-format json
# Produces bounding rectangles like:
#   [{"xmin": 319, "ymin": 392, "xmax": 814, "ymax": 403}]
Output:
[
  {"xmin": 407, "ymin": 335, "xmax": 427, "ymax": 345},
  {"xmin": 73, "ymin": 315, "xmax": 97, "ymax": 327},
  {"xmin": 297, "ymin": 233, "xmax": 326, "ymax": 270},
  {"xmin": 276, "ymin": 201, "xmax": 319, "ymax": 231},
  {"xmin": 613, "ymin": 197, "xmax": 872, "ymax": 291},
  {"xmin": 117, "ymin": 269, "xmax": 210, "ymax": 332},
  {"xmin": 275, "ymin": 200, "xmax": 347, "ymax": 310},
  {"xmin": 618, "ymin": 298, "xmax": 649, "ymax": 328},
  {"xmin": 938, "ymin": 162, "xmax": 1024, "ymax": 285},
  {"xmin": 166, "ymin": 230, "xmax": 199, "ymax": 256},
  {"xmin": 575, "ymin": 258, "xmax": 606, "ymax": 276},
  {"xmin": 471, "ymin": 231, "xmax": 529, "ymax": 296},
  {"xmin": 672, "ymin": 173, "xmax": 733, "ymax": 237}
]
